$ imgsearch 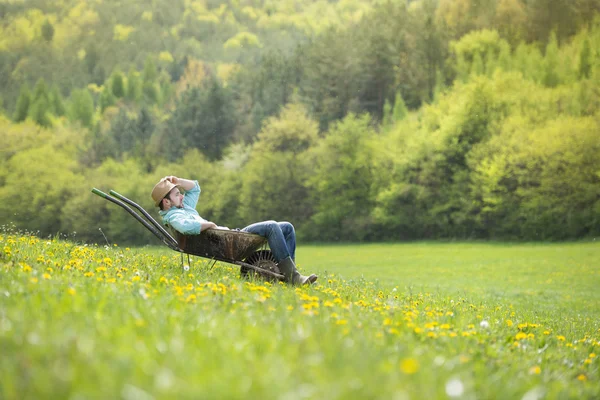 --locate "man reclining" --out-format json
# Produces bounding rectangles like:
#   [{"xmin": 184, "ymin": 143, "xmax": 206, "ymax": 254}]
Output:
[{"xmin": 151, "ymin": 176, "xmax": 317, "ymax": 285}]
